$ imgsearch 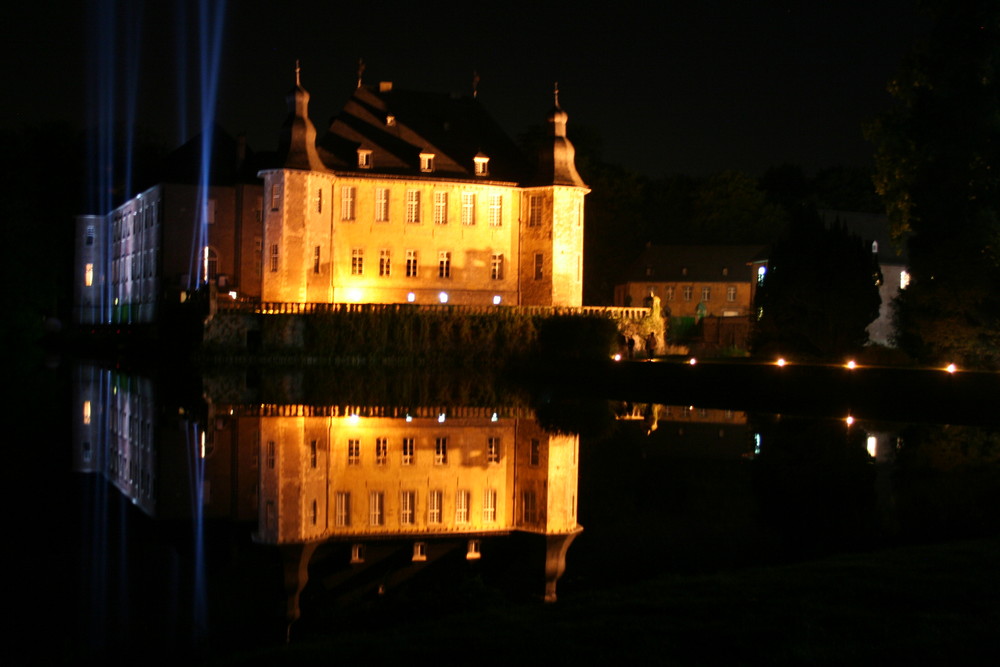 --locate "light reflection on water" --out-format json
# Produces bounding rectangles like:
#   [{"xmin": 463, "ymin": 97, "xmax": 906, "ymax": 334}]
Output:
[{"xmin": 70, "ymin": 363, "xmax": 1000, "ymax": 655}]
